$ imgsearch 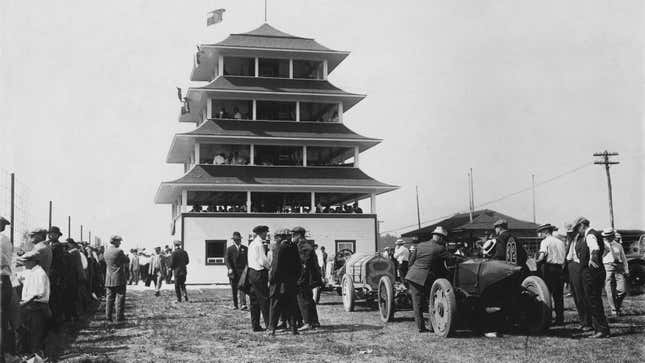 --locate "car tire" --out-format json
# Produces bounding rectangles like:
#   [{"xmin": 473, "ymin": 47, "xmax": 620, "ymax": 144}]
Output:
[
  {"xmin": 521, "ymin": 275, "xmax": 552, "ymax": 334},
  {"xmin": 429, "ymin": 278, "xmax": 457, "ymax": 337},
  {"xmin": 342, "ymin": 274, "xmax": 355, "ymax": 312},
  {"xmin": 378, "ymin": 275, "xmax": 395, "ymax": 322}
]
